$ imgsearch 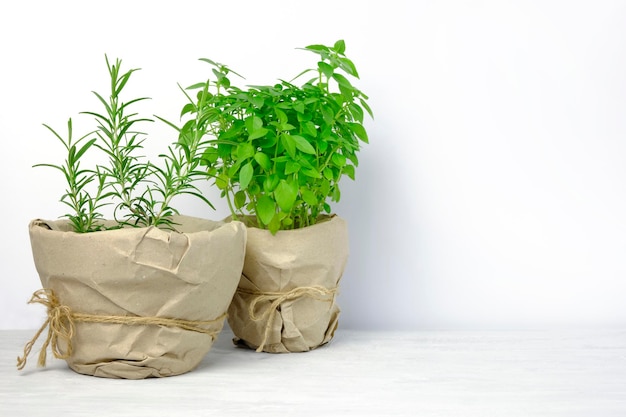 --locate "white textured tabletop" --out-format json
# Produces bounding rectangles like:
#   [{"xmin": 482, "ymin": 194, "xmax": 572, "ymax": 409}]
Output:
[{"xmin": 1, "ymin": 328, "xmax": 625, "ymax": 416}]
